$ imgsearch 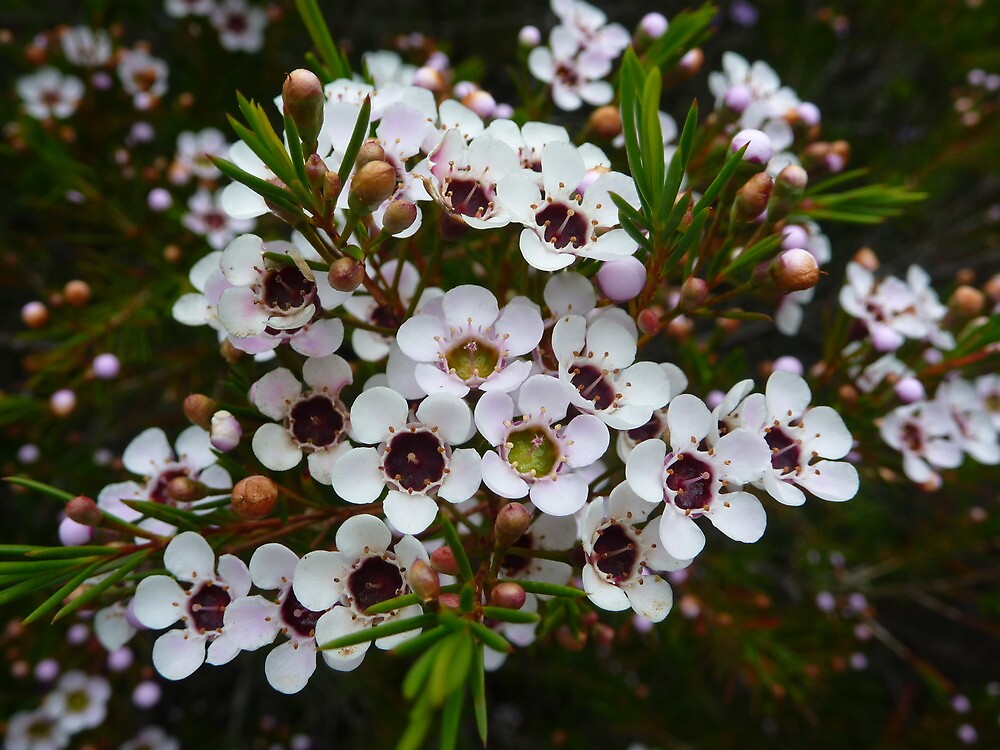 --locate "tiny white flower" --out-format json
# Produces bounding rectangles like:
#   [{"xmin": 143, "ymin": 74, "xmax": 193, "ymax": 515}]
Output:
[
  {"xmin": 210, "ymin": 0, "xmax": 268, "ymax": 53},
  {"xmin": 120, "ymin": 726, "xmax": 180, "ymax": 750},
  {"xmin": 60, "ymin": 27, "xmax": 112, "ymax": 67},
  {"xmin": 117, "ymin": 49, "xmax": 169, "ymax": 109},
  {"xmin": 879, "ymin": 400, "xmax": 962, "ymax": 485},
  {"xmin": 182, "ymin": 188, "xmax": 256, "ymax": 251},
  {"xmin": 4, "ymin": 709, "xmax": 70, "ymax": 750},
  {"xmin": 17, "ymin": 67, "xmax": 84, "ymax": 120},
  {"xmin": 42, "ymin": 671, "xmax": 111, "ymax": 734}
]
